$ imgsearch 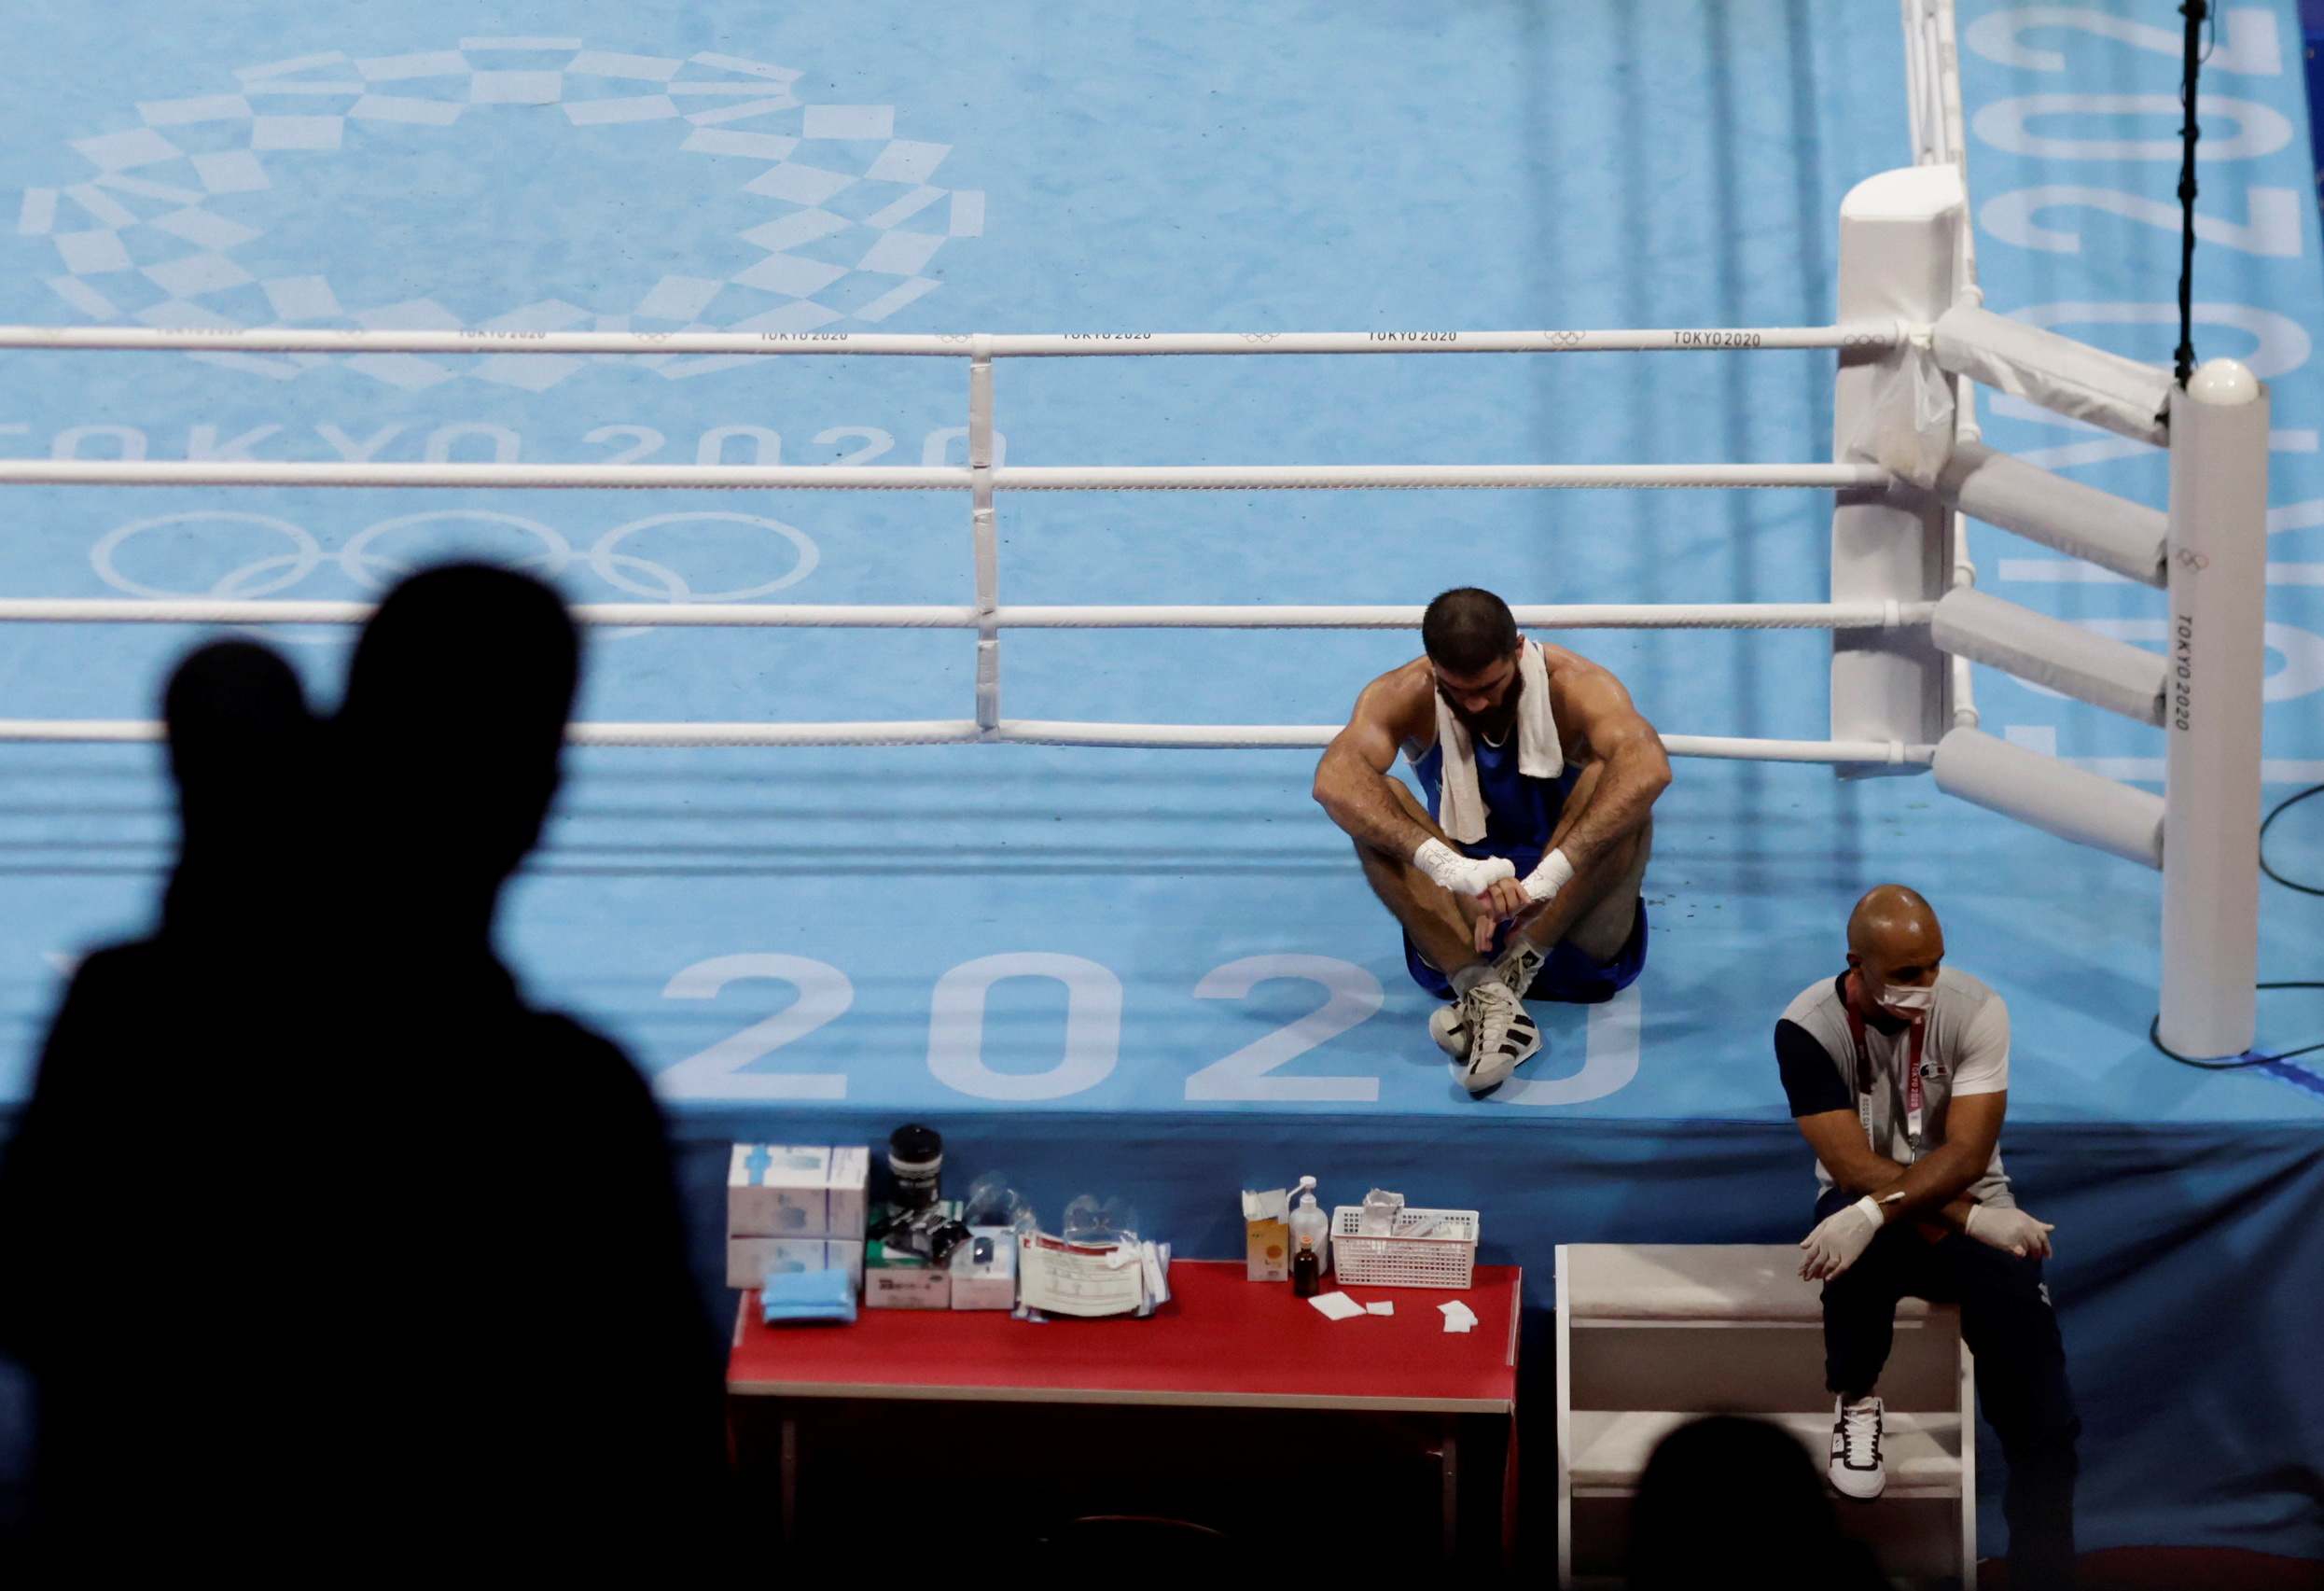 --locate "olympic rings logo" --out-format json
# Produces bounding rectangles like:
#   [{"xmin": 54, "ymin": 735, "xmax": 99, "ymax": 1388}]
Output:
[
  {"xmin": 1540, "ymin": 331, "xmax": 1589, "ymax": 349},
  {"xmin": 90, "ymin": 509, "xmax": 820, "ymax": 603}
]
